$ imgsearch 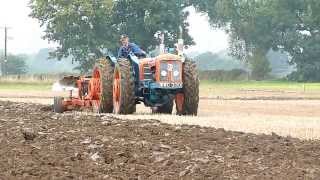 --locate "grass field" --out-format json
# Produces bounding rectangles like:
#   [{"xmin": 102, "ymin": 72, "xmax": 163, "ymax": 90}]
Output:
[
  {"xmin": 2, "ymin": 80, "xmax": 320, "ymax": 92},
  {"xmin": 0, "ymin": 82, "xmax": 52, "ymax": 91},
  {"xmin": 2, "ymin": 80, "xmax": 320, "ymax": 100}
]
